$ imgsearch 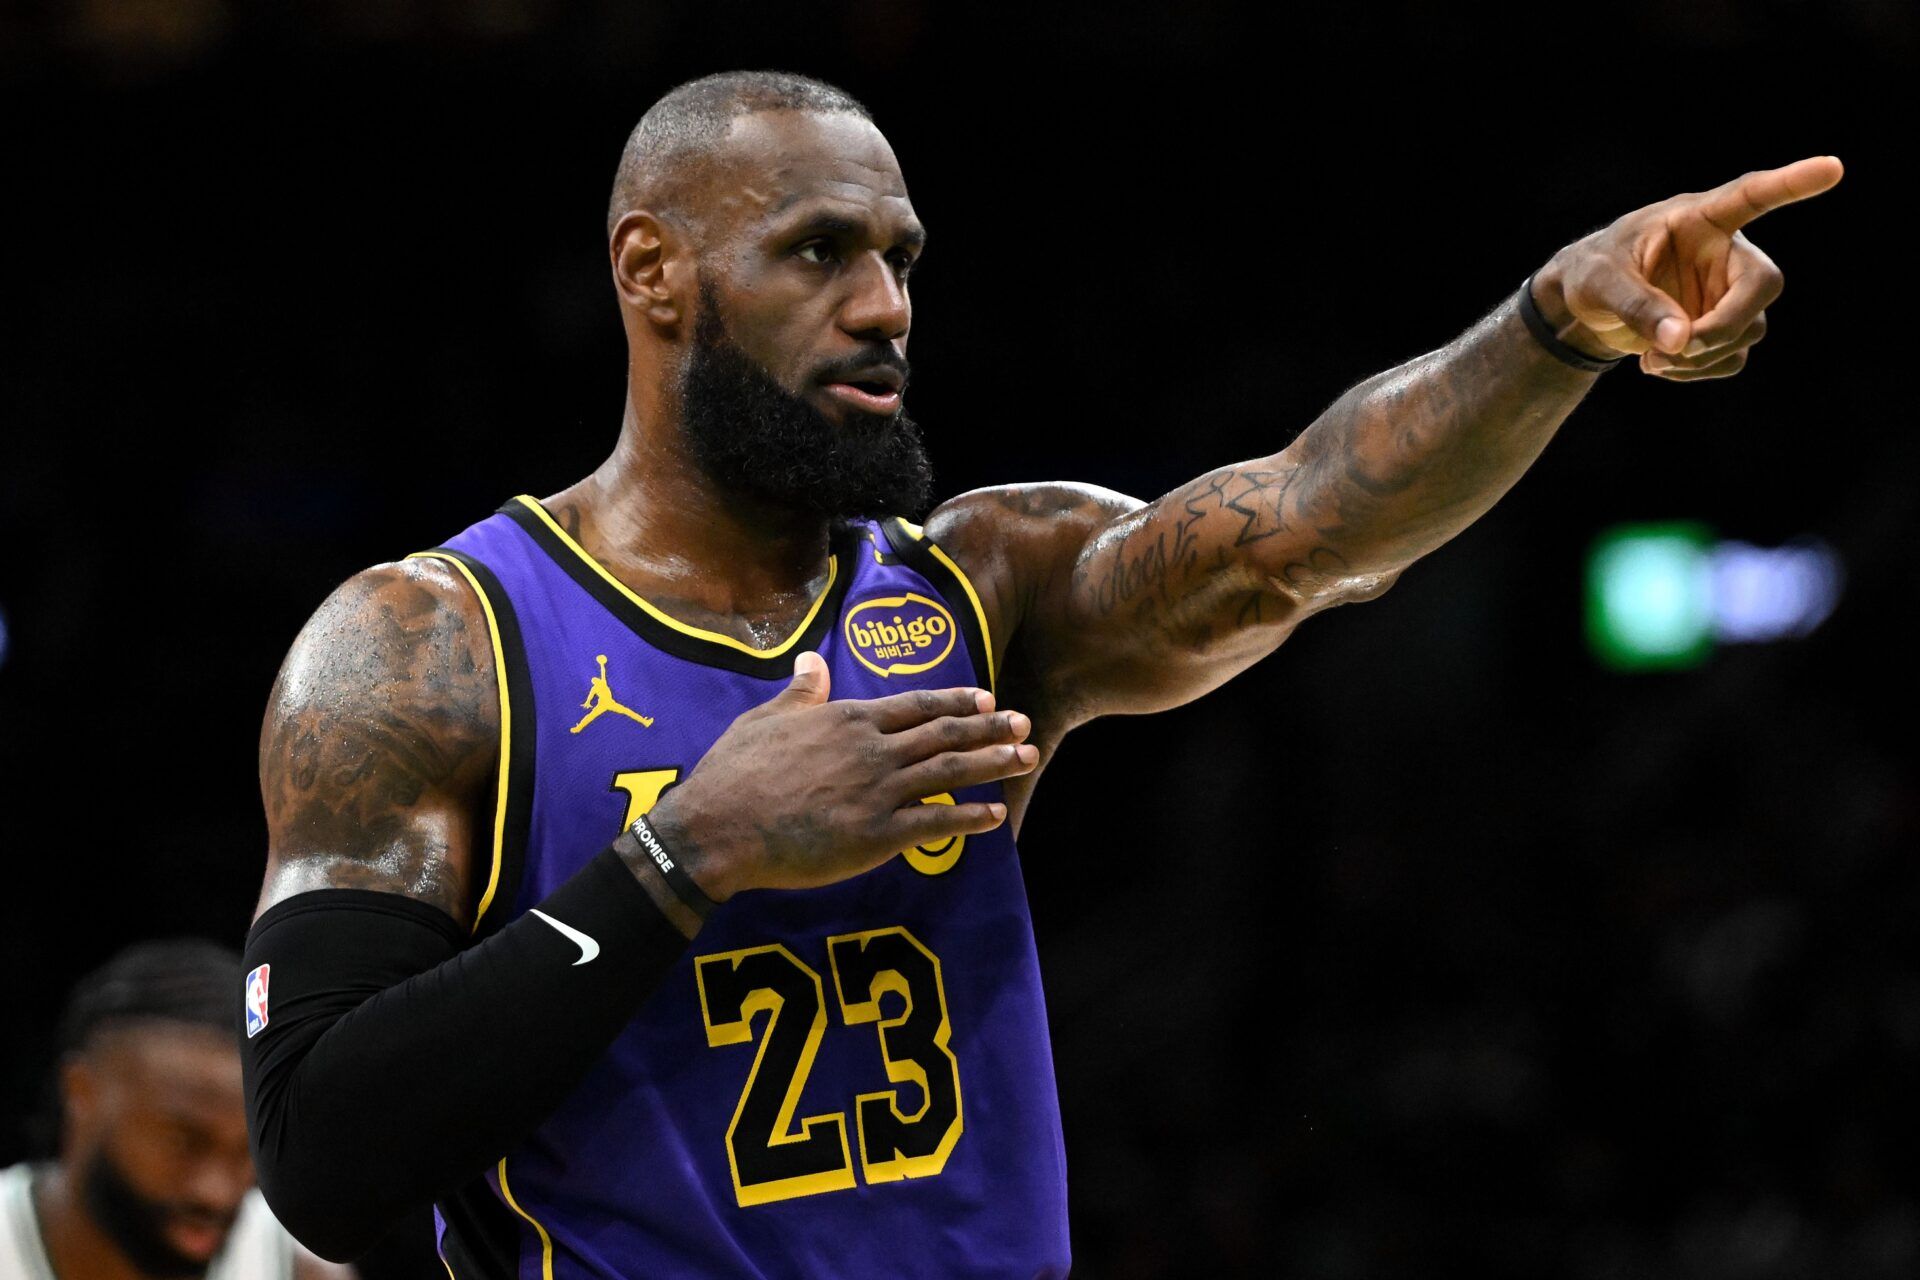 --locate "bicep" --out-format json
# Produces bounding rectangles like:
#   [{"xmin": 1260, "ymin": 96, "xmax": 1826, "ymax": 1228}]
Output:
[
  {"xmin": 930, "ymin": 472, "xmax": 1390, "ymax": 728},
  {"xmin": 1050, "ymin": 489, "xmax": 1306, "ymax": 717},
  {"xmin": 255, "ymin": 559, "xmax": 499, "ymax": 926}
]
